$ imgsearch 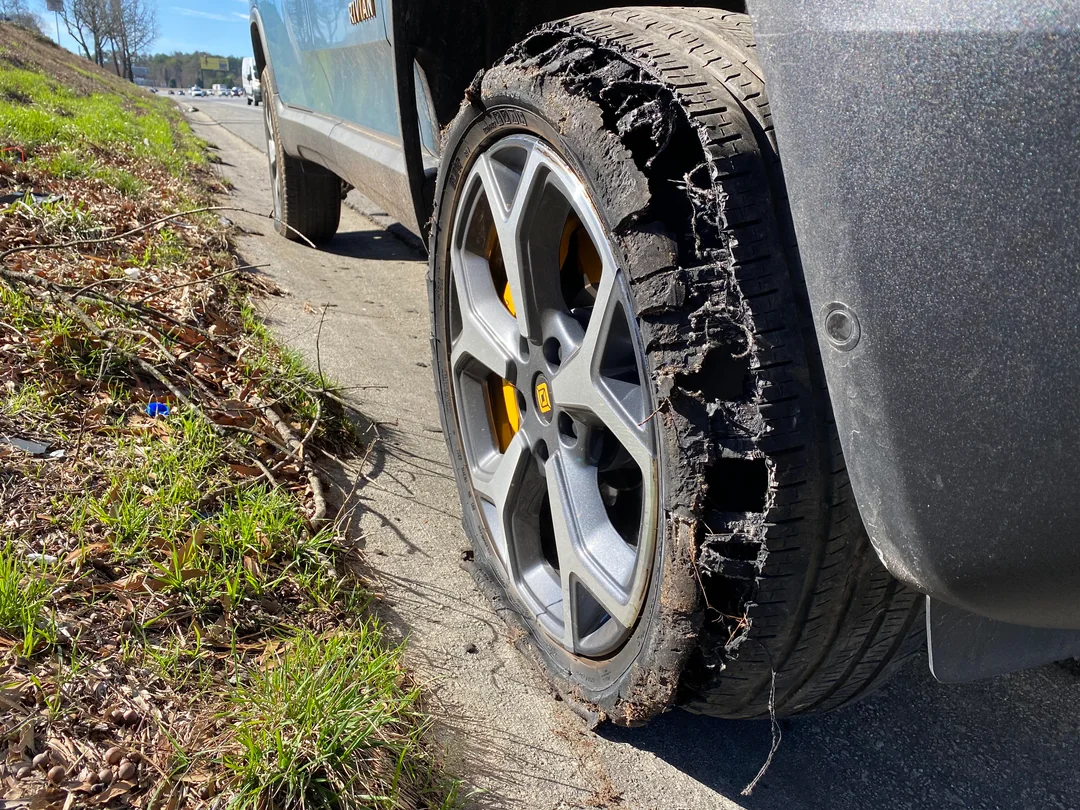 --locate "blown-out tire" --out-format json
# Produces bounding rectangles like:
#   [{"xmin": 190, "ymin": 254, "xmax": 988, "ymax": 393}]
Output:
[
  {"xmin": 261, "ymin": 68, "xmax": 341, "ymax": 244},
  {"xmin": 429, "ymin": 8, "xmax": 923, "ymax": 724}
]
